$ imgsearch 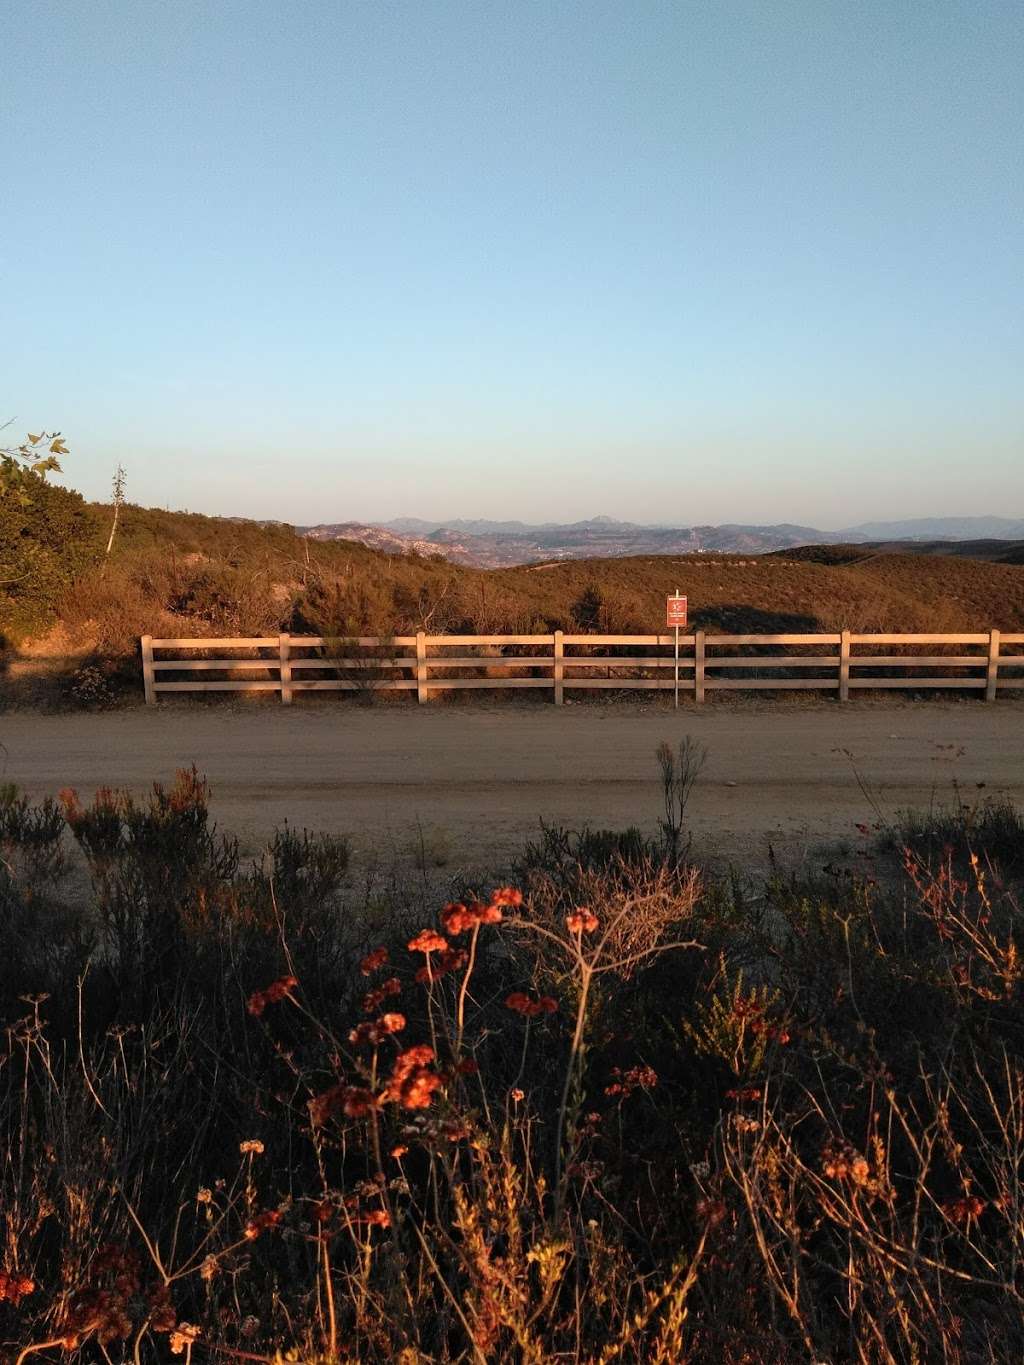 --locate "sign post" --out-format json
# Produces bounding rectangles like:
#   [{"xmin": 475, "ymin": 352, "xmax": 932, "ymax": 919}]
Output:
[{"xmin": 666, "ymin": 591, "xmax": 688, "ymax": 709}]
